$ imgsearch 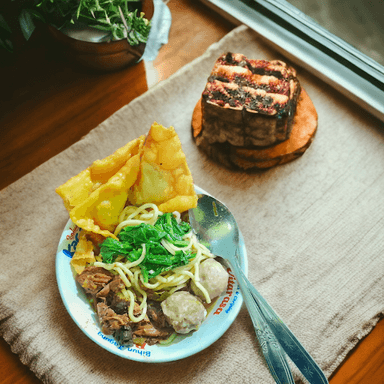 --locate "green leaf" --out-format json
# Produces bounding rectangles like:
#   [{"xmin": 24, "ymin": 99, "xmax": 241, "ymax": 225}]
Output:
[
  {"xmin": 0, "ymin": 37, "xmax": 13, "ymax": 52},
  {"xmin": 140, "ymin": 264, "xmax": 149, "ymax": 282},
  {"xmin": 118, "ymin": 223, "xmax": 168, "ymax": 246},
  {"xmin": 0, "ymin": 14, "xmax": 11, "ymax": 34},
  {"xmin": 19, "ymin": 9, "xmax": 36, "ymax": 40},
  {"xmin": 0, "ymin": 14, "xmax": 13, "ymax": 52},
  {"xmin": 100, "ymin": 237, "xmax": 134, "ymax": 264},
  {"xmin": 100, "ymin": 212, "xmax": 194, "ymax": 282},
  {"xmin": 21, "ymin": 0, "xmax": 151, "ymax": 45},
  {"xmin": 154, "ymin": 213, "xmax": 191, "ymax": 244}
]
